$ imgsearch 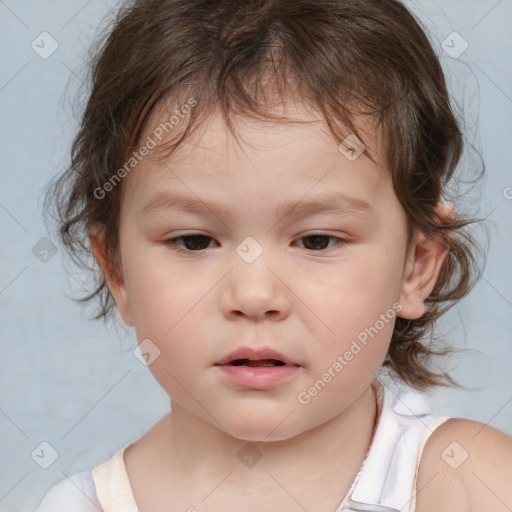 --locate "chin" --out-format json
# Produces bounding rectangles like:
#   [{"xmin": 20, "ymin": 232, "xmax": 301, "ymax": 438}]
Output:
[
  {"xmin": 227, "ymin": 426, "xmax": 296, "ymax": 443},
  {"xmin": 221, "ymin": 411, "xmax": 305, "ymax": 443}
]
